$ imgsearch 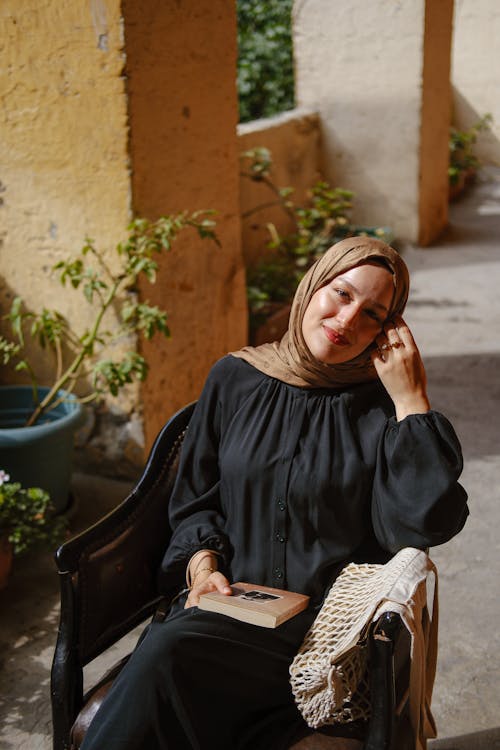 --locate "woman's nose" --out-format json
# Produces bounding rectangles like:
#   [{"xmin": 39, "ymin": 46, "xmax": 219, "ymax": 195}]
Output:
[{"xmin": 337, "ymin": 303, "xmax": 361, "ymax": 329}]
